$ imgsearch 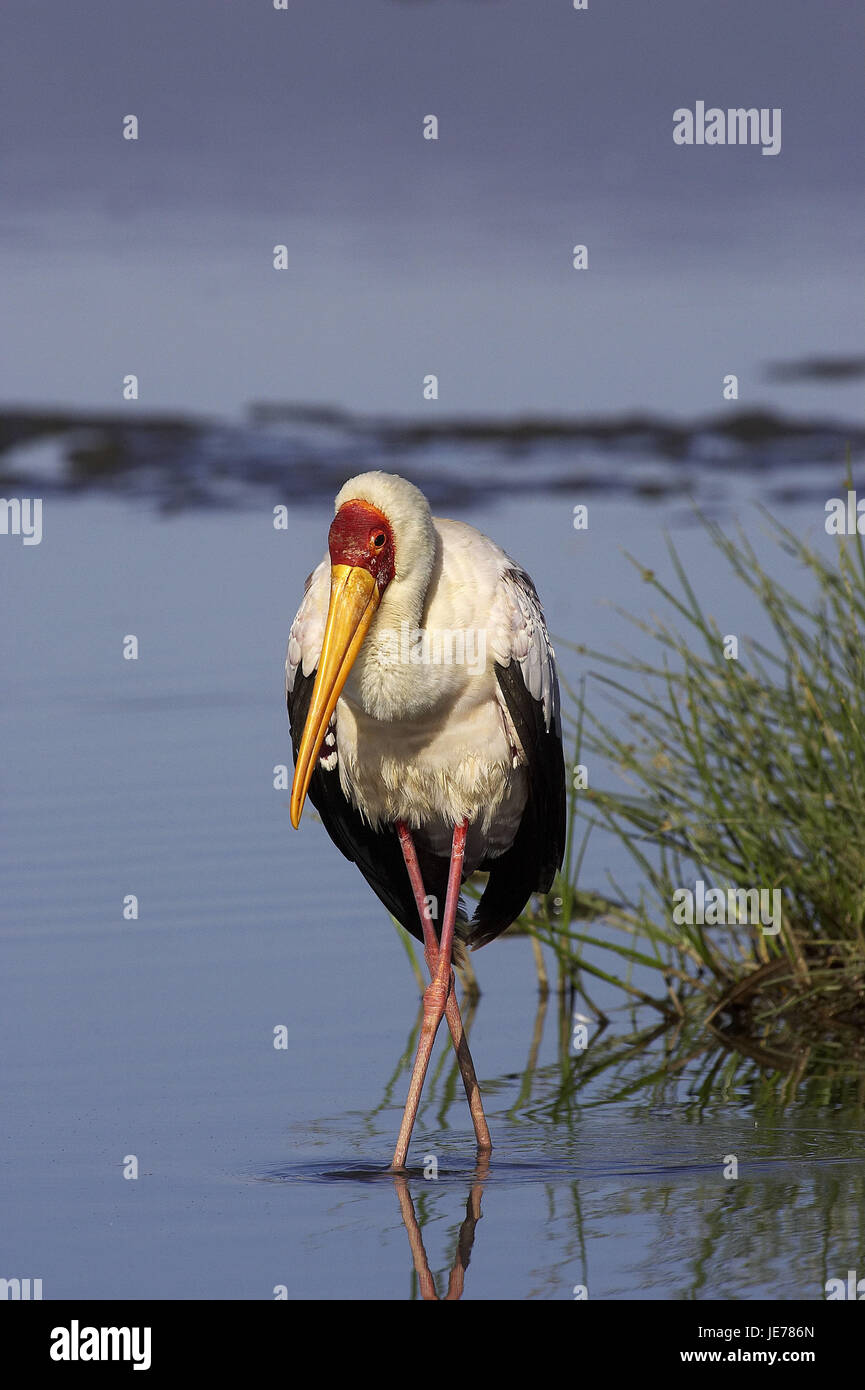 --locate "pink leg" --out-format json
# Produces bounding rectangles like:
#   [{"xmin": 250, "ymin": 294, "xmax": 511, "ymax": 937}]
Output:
[
  {"xmin": 390, "ymin": 821, "xmax": 491, "ymax": 1171},
  {"xmin": 395, "ymin": 822, "xmax": 491, "ymax": 1156}
]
